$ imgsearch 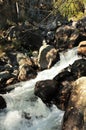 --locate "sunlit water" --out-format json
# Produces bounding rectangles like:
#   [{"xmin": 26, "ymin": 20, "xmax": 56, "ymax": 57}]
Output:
[{"xmin": 0, "ymin": 47, "xmax": 80, "ymax": 130}]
